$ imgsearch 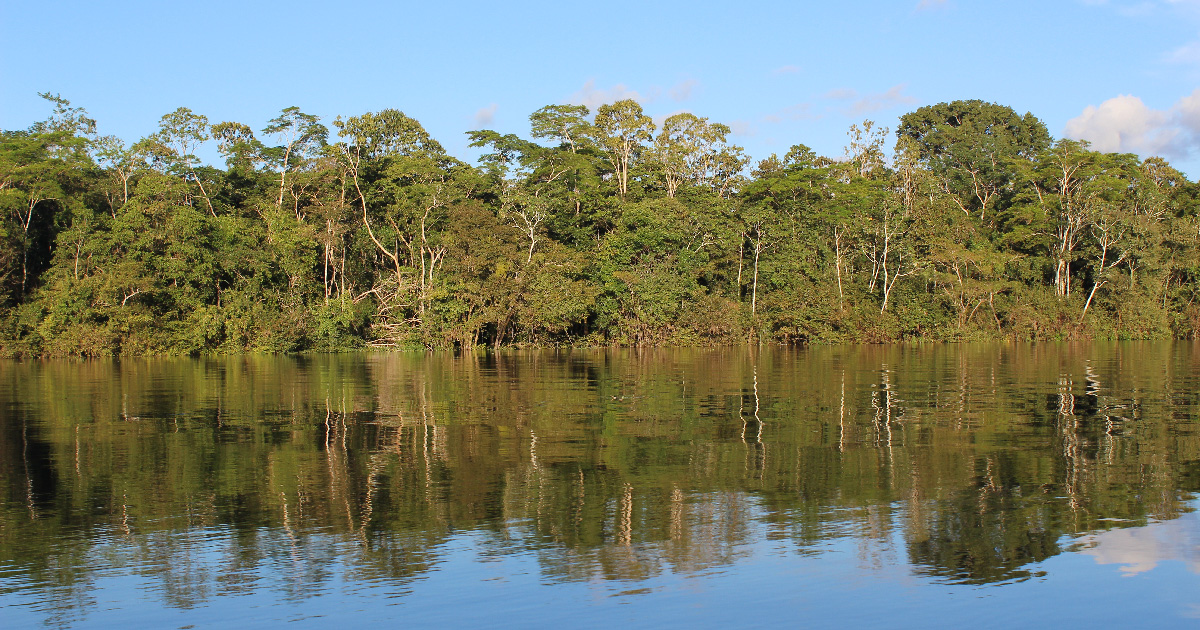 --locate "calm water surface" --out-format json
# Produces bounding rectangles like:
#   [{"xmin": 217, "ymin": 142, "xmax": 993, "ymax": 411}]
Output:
[{"xmin": 3, "ymin": 343, "xmax": 1200, "ymax": 628}]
